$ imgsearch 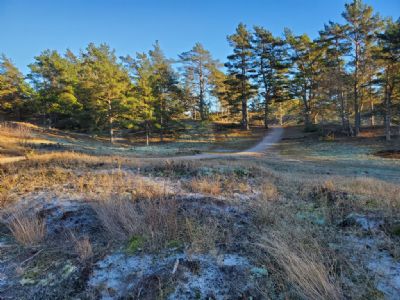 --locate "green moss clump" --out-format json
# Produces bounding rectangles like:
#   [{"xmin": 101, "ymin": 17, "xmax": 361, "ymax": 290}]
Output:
[{"xmin": 127, "ymin": 235, "xmax": 145, "ymax": 253}]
